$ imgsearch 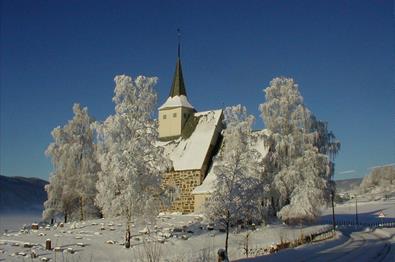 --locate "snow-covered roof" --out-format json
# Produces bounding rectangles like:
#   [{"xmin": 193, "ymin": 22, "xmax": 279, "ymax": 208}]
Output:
[
  {"xmin": 192, "ymin": 129, "xmax": 270, "ymax": 195},
  {"xmin": 158, "ymin": 95, "xmax": 194, "ymax": 110},
  {"xmin": 158, "ymin": 109, "xmax": 223, "ymax": 171}
]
